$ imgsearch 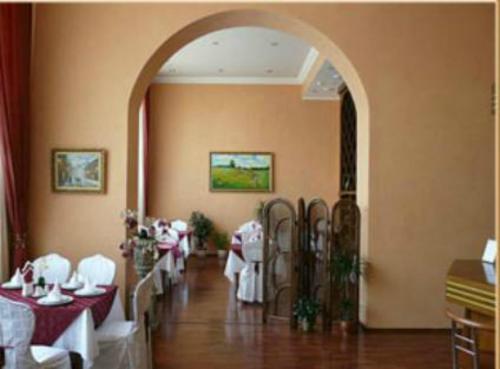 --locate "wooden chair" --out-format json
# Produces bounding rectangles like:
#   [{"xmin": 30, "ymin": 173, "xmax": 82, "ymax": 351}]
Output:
[{"xmin": 446, "ymin": 309, "xmax": 494, "ymax": 369}]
